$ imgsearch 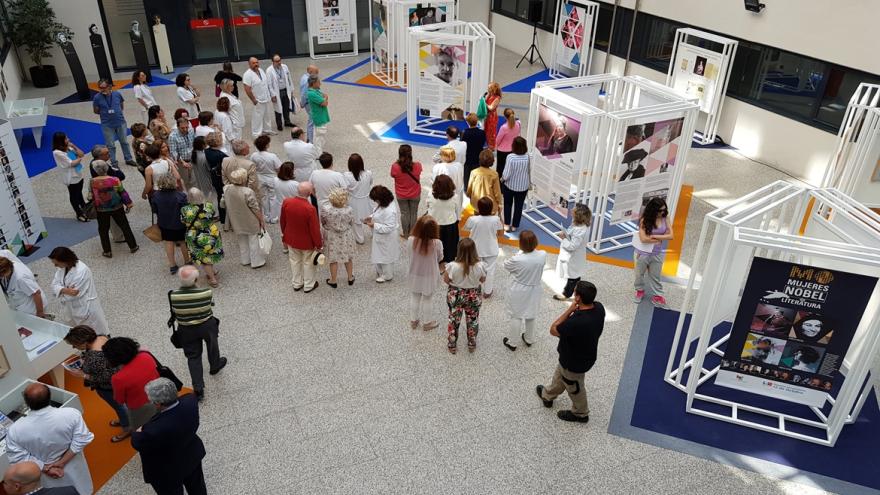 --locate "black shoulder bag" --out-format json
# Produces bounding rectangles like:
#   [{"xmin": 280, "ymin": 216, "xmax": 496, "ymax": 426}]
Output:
[
  {"xmin": 142, "ymin": 350, "xmax": 184, "ymax": 391},
  {"xmin": 167, "ymin": 290, "xmax": 184, "ymax": 349}
]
